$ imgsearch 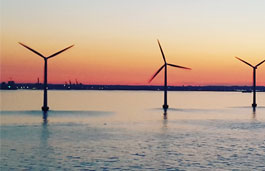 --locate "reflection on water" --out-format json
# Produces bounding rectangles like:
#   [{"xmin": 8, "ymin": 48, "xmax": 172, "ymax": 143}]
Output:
[
  {"xmin": 162, "ymin": 114, "xmax": 168, "ymax": 132},
  {"xmin": 39, "ymin": 121, "xmax": 52, "ymax": 167},
  {"xmin": 163, "ymin": 112, "xmax": 167, "ymax": 120},
  {"xmin": 43, "ymin": 111, "xmax": 48, "ymax": 123},
  {"xmin": 252, "ymin": 107, "xmax": 256, "ymax": 120},
  {"xmin": 1, "ymin": 91, "xmax": 265, "ymax": 170}
]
